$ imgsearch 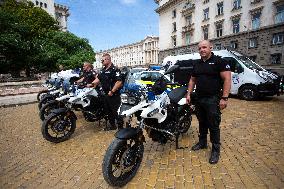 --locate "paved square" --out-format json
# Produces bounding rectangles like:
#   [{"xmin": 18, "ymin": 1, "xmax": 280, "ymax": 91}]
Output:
[{"xmin": 0, "ymin": 97, "xmax": 283, "ymax": 188}]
